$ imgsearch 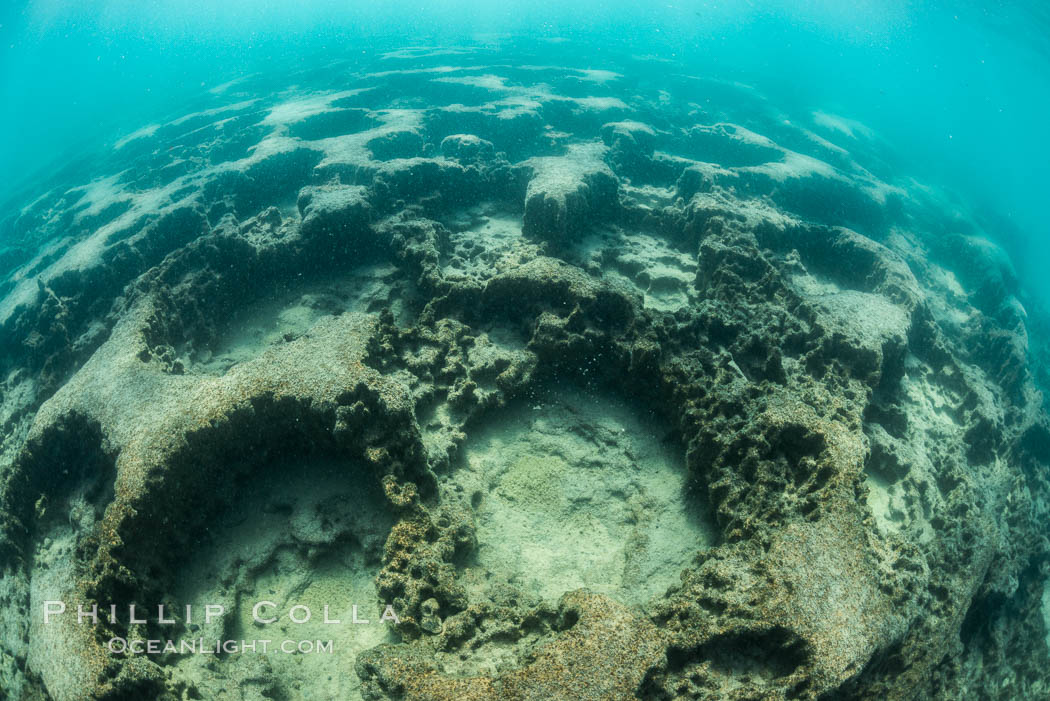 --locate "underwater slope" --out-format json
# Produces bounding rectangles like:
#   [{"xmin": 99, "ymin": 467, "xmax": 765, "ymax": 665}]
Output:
[{"xmin": 0, "ymin": 46, "xmax": 1048, "ymax": 700}]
